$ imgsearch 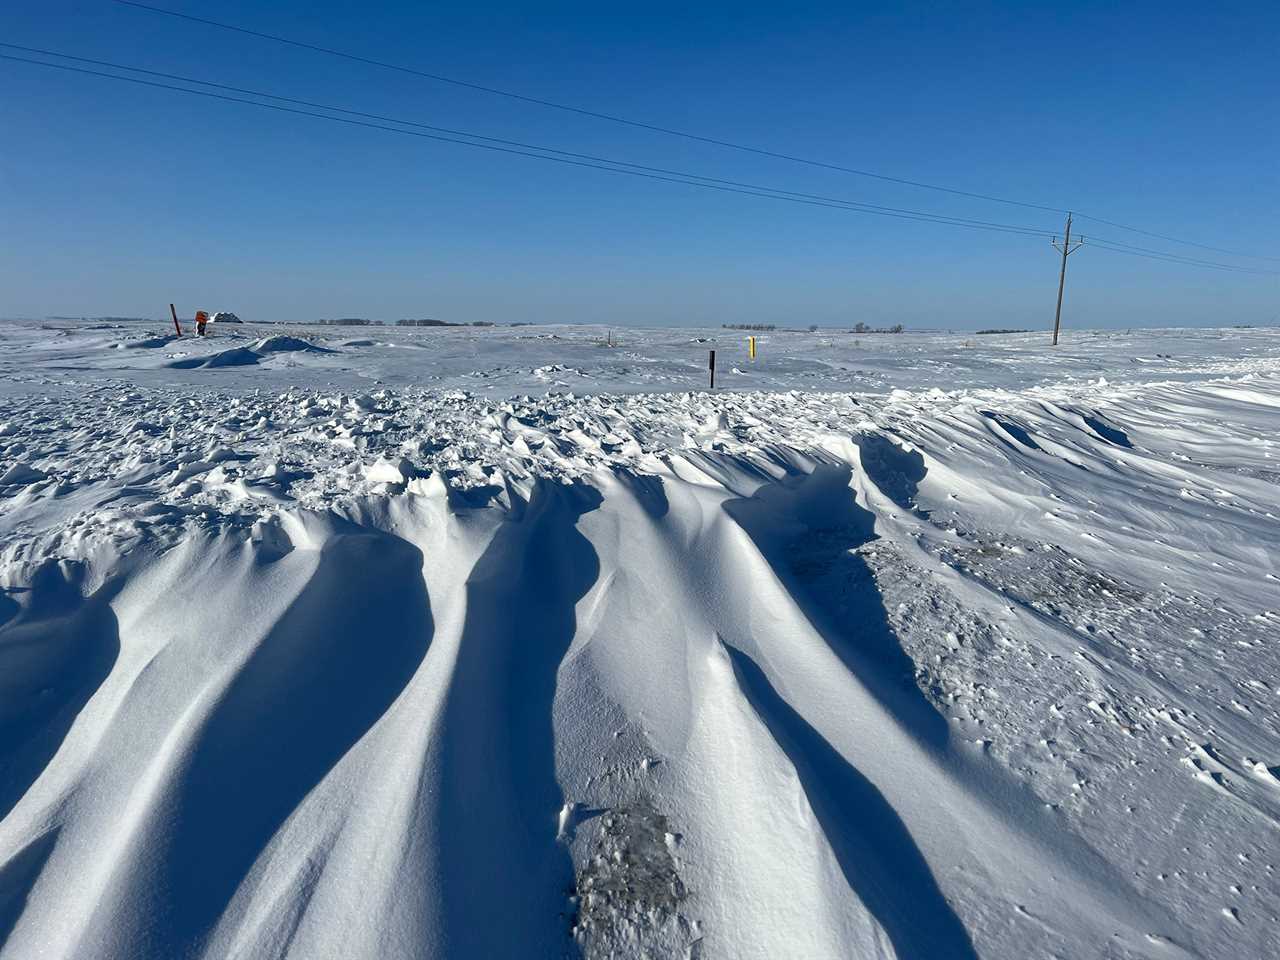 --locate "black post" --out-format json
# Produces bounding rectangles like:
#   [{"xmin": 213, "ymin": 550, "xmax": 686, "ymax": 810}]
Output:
[{"xmin": 709, "ymin": 349, "xmax": 716, "ymax": 389}]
